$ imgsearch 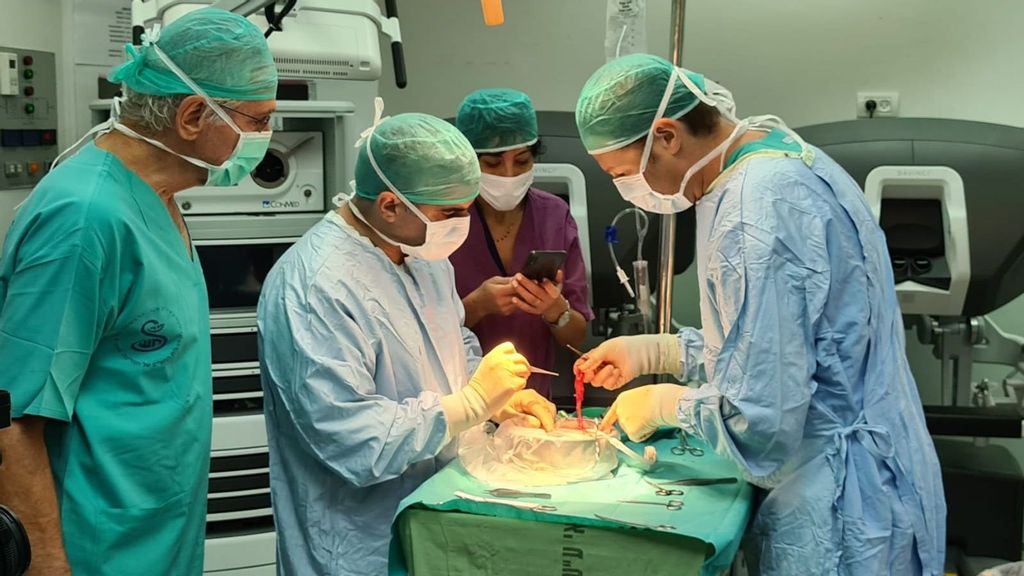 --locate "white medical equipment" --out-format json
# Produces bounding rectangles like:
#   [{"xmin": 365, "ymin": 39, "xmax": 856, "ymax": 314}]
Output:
[{"xmin": 177, "ymin": 130, "xmax": 325, "ymax": 215}]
